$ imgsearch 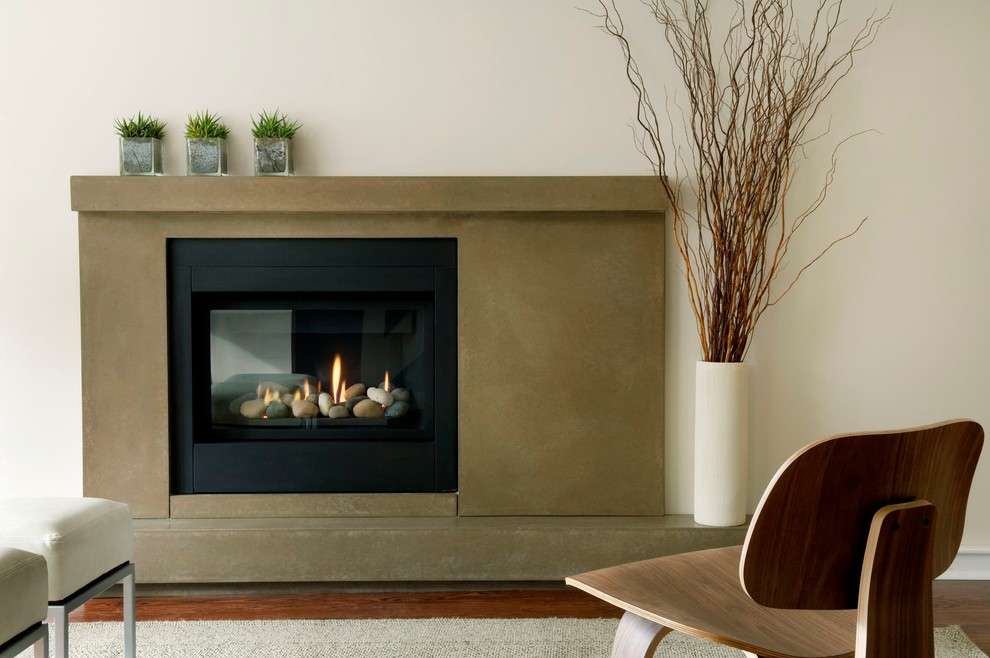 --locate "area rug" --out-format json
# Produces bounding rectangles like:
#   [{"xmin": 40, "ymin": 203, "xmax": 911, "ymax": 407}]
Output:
[{"xmin": 16, "ymin": 619, "xmax": 988, "ymax": 658}]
